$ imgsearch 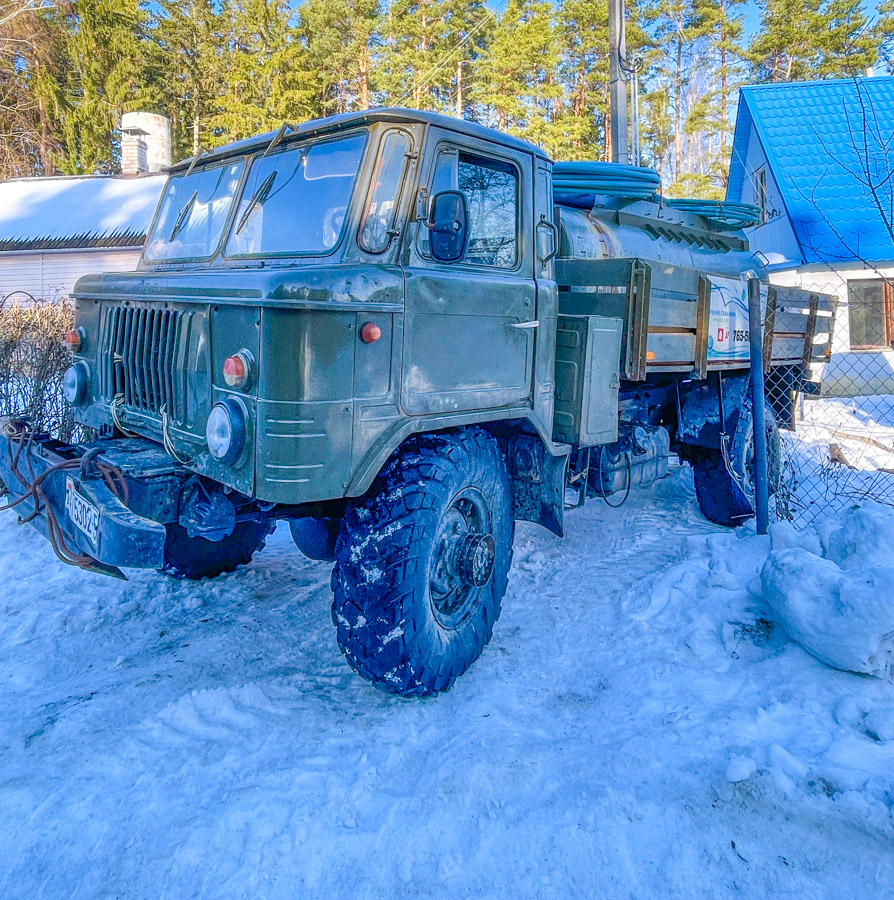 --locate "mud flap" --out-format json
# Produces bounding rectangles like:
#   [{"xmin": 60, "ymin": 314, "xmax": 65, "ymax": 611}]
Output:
[{"xmin": 507, "ymin": 434, "xmax": 569, "ymax": 537}]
